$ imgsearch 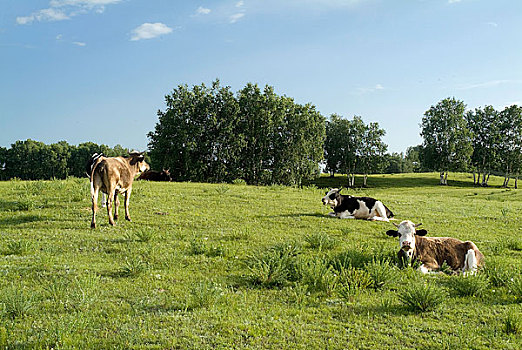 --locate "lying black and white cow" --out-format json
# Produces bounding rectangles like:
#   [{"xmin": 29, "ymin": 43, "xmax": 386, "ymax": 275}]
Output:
[
  {"xmin": 385, "ymin": 220, "xmax": 484, "ymax": 274},
  {"xmin": 322, "ymin": 188, "xmax": 394, "ymax": 221}
]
